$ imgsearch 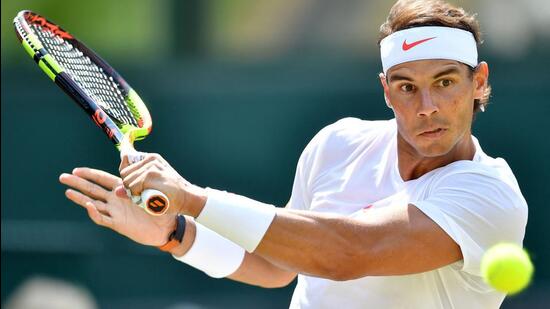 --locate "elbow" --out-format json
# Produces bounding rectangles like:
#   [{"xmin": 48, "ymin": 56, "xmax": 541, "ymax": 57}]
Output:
[
  {"xmin": 252, "ymin": 269, "xmax": 297, "ymax": 288},
  {"xmin": 325, "ymin": 268, "xmax": 366, "ymax": 282},
  {"xmin": 257, "ymin": 281, "xmax": 291, "ymax": 289}
]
